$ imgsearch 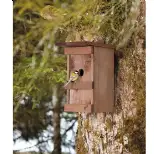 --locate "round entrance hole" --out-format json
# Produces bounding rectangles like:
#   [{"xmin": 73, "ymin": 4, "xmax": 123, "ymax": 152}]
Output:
[{"xmin": 78, "ymin": 69, "xmax": 84, "ymax": 76}]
